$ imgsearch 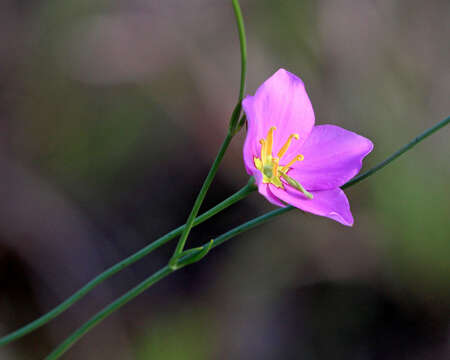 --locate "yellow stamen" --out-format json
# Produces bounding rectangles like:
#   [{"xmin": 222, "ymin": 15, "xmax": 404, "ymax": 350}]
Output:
[
  {"xmin": 281, "ymin": 154, "xmax": 304, "ymax": 171},
  {"xmin": 259, "ymin": 139, "xmax": 267, "ymax": 165},
  {"xmin": 265, "ymin": 126, "xmax": 276, "ymax": 160},
  {"xmin": 272, "ymin": 157, "xmax": 280, "ymax": 178},
  {"xmin": 254, "ymin": 126, "xmax": 311, "ymax": 197},
  {"xmin": 277, "ymin": 133, "xmax": 299, "ymax": 158}
]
